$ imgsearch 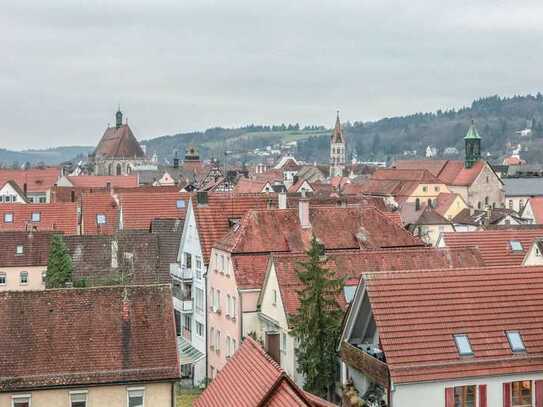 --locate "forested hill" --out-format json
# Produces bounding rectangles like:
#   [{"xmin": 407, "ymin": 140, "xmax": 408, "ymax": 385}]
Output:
[
  {"xmin": 2, "ymin": 94, "xmax": 543, "ymax": 166},
  {"xmin": 141, "ymin": 94, "xmax": 543, "ymax": 165}
]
